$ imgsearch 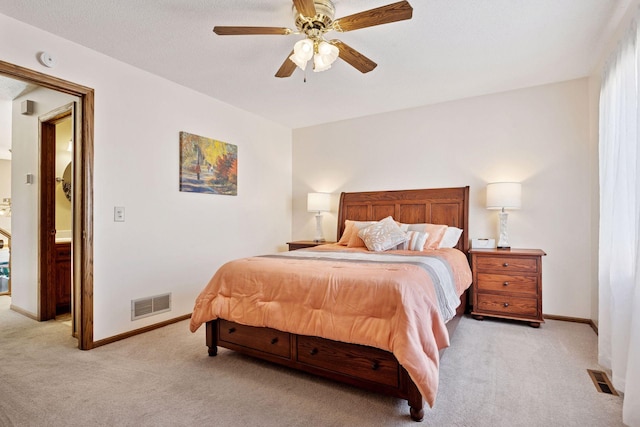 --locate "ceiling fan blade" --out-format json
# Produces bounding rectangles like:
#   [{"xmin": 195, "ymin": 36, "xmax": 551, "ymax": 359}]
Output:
[
  {"xmin": 292, "ymin": 0, "xmax": 316, "ymax": 17},
  {"xmin": 332, "ymin": 40, "xmax": 377, "ymax": 74},
  {"xmin": 275, "ymin": 51, "xmax": 297, "ymax": 78},
  {"xmin": 333, "ymin": 1, "xmax": 413, "ymax": 32},
  {"xmin": 213, "ymin": 26, "xmax": 291, "ymax": 36}
]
